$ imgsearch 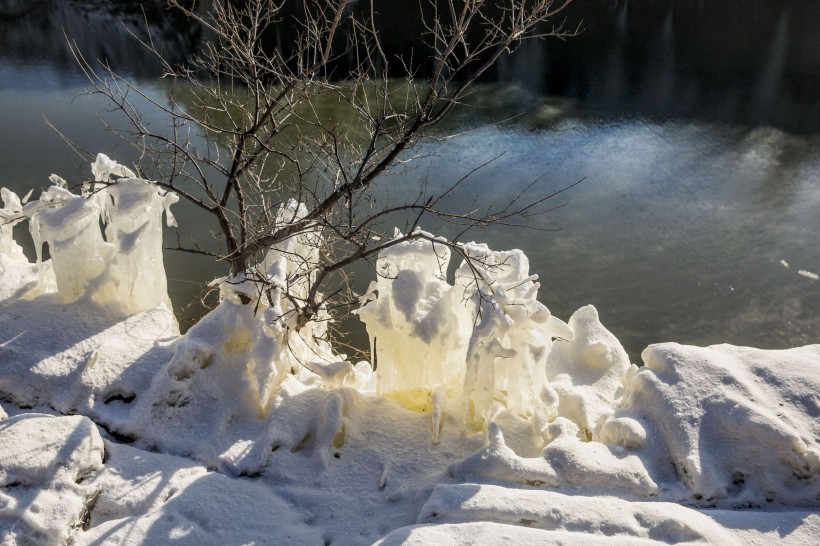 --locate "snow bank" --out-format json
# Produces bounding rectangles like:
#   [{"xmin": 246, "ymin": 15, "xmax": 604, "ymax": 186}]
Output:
[
  {"xmin": 0, "ymin": 252, "xmax": 177, "ymax": 419},
  {"xmin": 78, "ymin": 441, "xmax": 322, "ymax": 545},
  {"xmin": 622, "ymin": 343, "xmax": 820, "ymax": 506}
]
